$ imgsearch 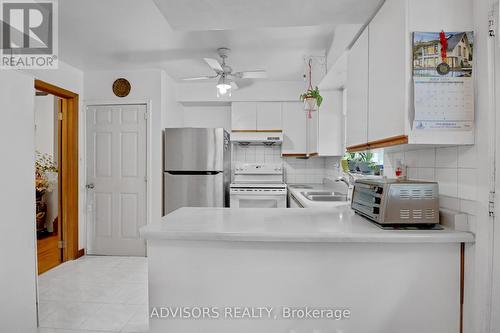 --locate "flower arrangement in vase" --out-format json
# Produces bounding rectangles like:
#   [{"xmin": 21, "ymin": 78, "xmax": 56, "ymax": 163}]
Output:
[{"xmin": 35, "ymin": 151, "xmax": 58, "ymax": 231}]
